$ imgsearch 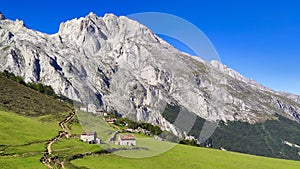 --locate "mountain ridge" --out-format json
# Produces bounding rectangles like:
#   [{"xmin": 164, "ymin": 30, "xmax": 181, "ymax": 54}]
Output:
[{"xmin": 0, "ymin": 12, "xmax": 299, "ymax": 135}]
